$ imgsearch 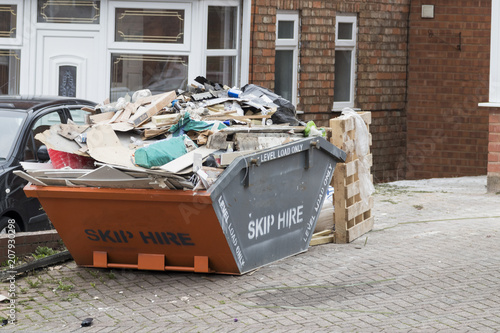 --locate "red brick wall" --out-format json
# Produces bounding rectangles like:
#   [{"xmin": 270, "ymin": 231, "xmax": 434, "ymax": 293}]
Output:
[
  {"xmin": 488, "ymin": 110, "xmax": 500, "ymax": 192},
  {"xmin": 251, "ymin": 1, "xmax": 410, "ymax": 182},
  {"xmin": 0, "ymin": 230, "xmax": 62, "ymax": 263},
  {"xmin": 371, "ymin": 111, "xmax": 407, "ymax": 182},
  {"xmin": 406, "ymin": 0, "xmax": 490, "ymax": 179}
]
